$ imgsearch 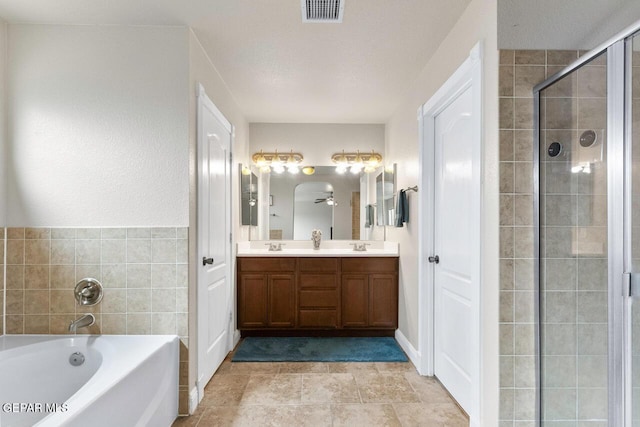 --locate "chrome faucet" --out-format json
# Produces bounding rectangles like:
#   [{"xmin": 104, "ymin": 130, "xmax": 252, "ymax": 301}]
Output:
[
  {"xmin": 350, "ymin": 243, "xmax": 370, "ymax": 252},
  {"xmin": 69, "ymin": 313, "xmax": 95, "ymax": 333},
  {"xmin": 265, "ymin": 242, "xmax": 284, "ymax": 251}
]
